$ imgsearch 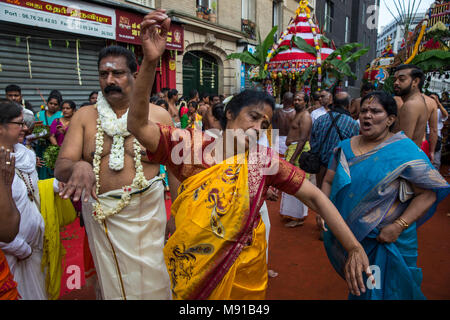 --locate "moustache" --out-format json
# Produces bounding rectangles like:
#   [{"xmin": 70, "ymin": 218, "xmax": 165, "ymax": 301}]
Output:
[{"xmin": 104, "ymin": 85, "xmax": 123, "ymax": 94}]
